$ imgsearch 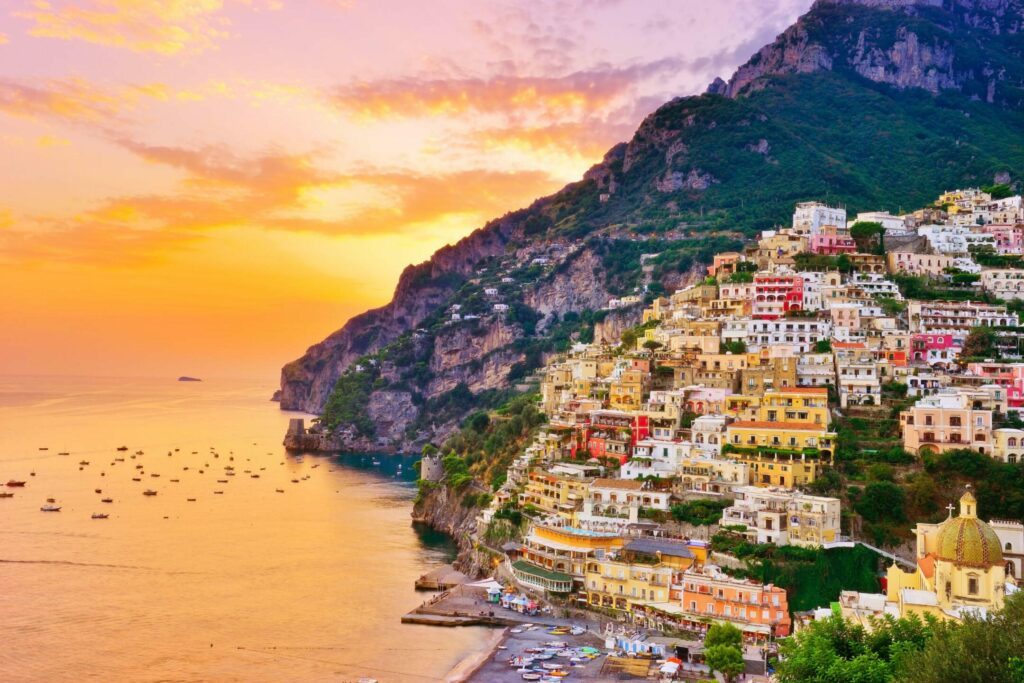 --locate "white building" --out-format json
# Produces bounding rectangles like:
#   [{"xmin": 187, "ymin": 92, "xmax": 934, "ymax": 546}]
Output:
[
  {"xmin": 722, "ymin": 318, "xmax": 833, "ymax": 354},
  {"xmin": 720, "ymin": 486, "xmax": 842, "ymax": 548},
  {"xmin": 793, "ymin": 201, "xmax": 846, "ymax": 237},
  {"xmin": 981, "ymin": 269, "xmax": 1024, "ymax": 300},
  {"xmin": 853, "ymin": 210, "xmax": 909, "ymax": 234}
]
